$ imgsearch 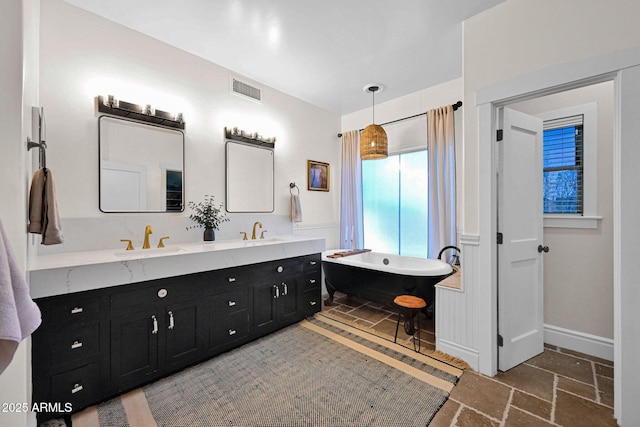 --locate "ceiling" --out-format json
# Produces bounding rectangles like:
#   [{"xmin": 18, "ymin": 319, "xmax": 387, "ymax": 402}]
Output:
[{"xmin": 63, "ymin": 0, "xmax": 504, "ymax": 115}]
